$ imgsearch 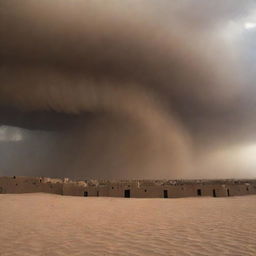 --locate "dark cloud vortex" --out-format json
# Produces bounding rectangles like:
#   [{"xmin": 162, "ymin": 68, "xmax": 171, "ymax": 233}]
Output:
[{"xmin": 1, "ymin": 0, "xmax": 256, "ymax": 179}]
